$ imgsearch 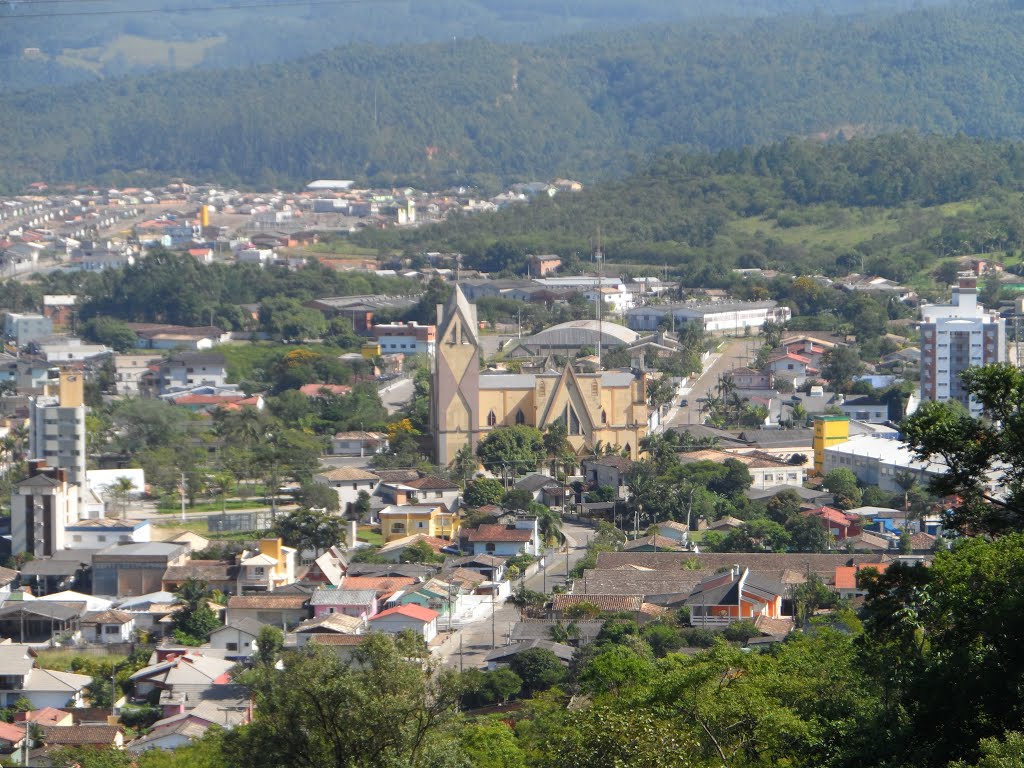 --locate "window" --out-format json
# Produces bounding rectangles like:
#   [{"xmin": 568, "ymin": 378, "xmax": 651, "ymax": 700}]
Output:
[
  {"xmin": 515, "ymin": 409, "xmax": 525, "ymax": 425},
  {"xmin": 487, "ymin": 410, "xmax": 497, "ymax": 426},
  {"xmin": 591, "ymin": 382, "xmax": 599, "ymax": 397},
  {"xmin": 226, "ymin": 642, "xmax": 238, "ymax": 651},
  {"xmin": 253, "ymin": 567, "xmax": 265, "ymax": 576},
  {"xmin": 568, "ymin": 406, "xmax": 581, "ymax": 436},
  {"xmin": 104, "ymin": 625, "xmax": 120, "ymax": 635},
  {"xmin": 72, "ymin": 535, "xmax": 82, "ymax": 542},
  {"xmin": 485, "ymin": 543, "xmax": 496, "ymax": 553},
  {"xmin": 601, "ymin": 409, "xmax": 607, "ymax": 424},
  {"xmin": 98, "ymin": 535, "xmax": 107, "ymax": 542}
]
